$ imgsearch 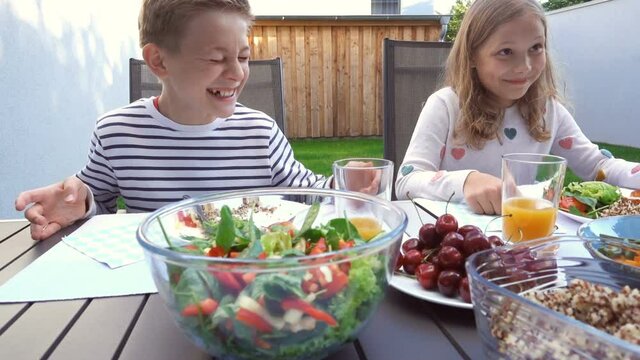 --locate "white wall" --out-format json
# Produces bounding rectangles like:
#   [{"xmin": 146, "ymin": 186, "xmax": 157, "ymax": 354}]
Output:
[
  {"xmin": 249, "ymin": 0, "xmax": 370, "ymax": 15},
  {"xmin": 0, "ymin": 0, "xmax": 142, "ymax": 219},
  {"xmin": 546, "ymin": 0, "xmax": 640, "ymax": 148},
  {"xmin": 402, "ymin": 0, "xmax": 455, "ymax": 15}
]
